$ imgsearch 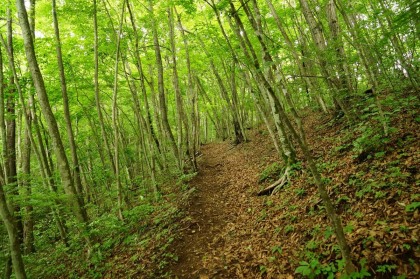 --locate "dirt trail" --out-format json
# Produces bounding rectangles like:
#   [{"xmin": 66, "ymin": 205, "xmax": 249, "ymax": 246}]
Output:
[{"xmin": 170, "ymin": 141, "xmax": 261, "ymax": 279}]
